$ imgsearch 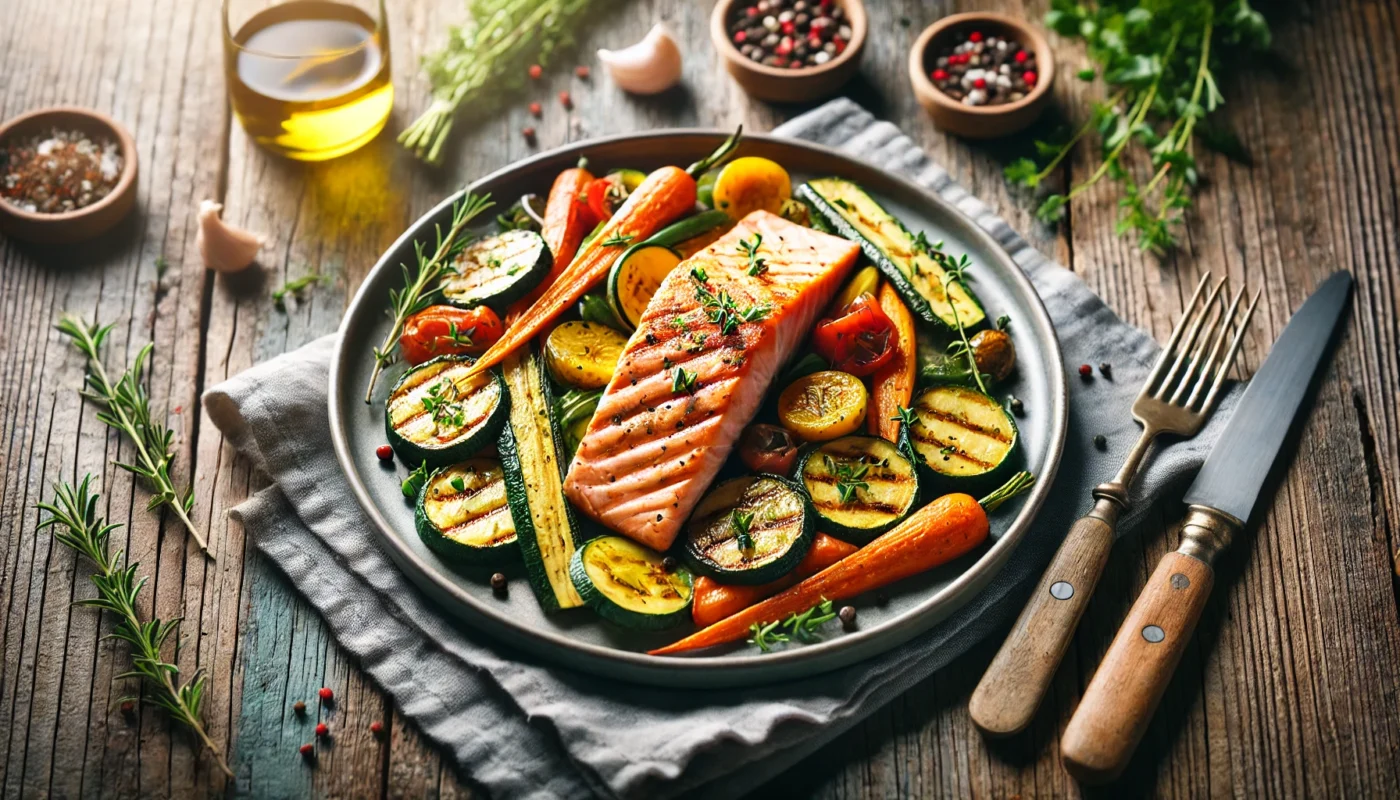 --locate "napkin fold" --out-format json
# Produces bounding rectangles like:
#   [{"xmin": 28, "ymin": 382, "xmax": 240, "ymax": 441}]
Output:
[{"xmin": 206, "ymin": 98, "xmax": 1234, "ymax": 799}]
